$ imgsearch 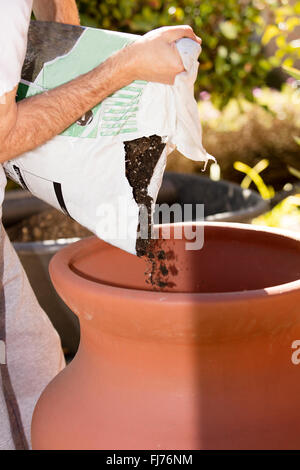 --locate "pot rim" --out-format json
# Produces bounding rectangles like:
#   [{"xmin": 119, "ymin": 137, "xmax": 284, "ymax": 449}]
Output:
[{"xmin": 49, "ymin": 222, "xmax": 300, "ymax": 304}]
